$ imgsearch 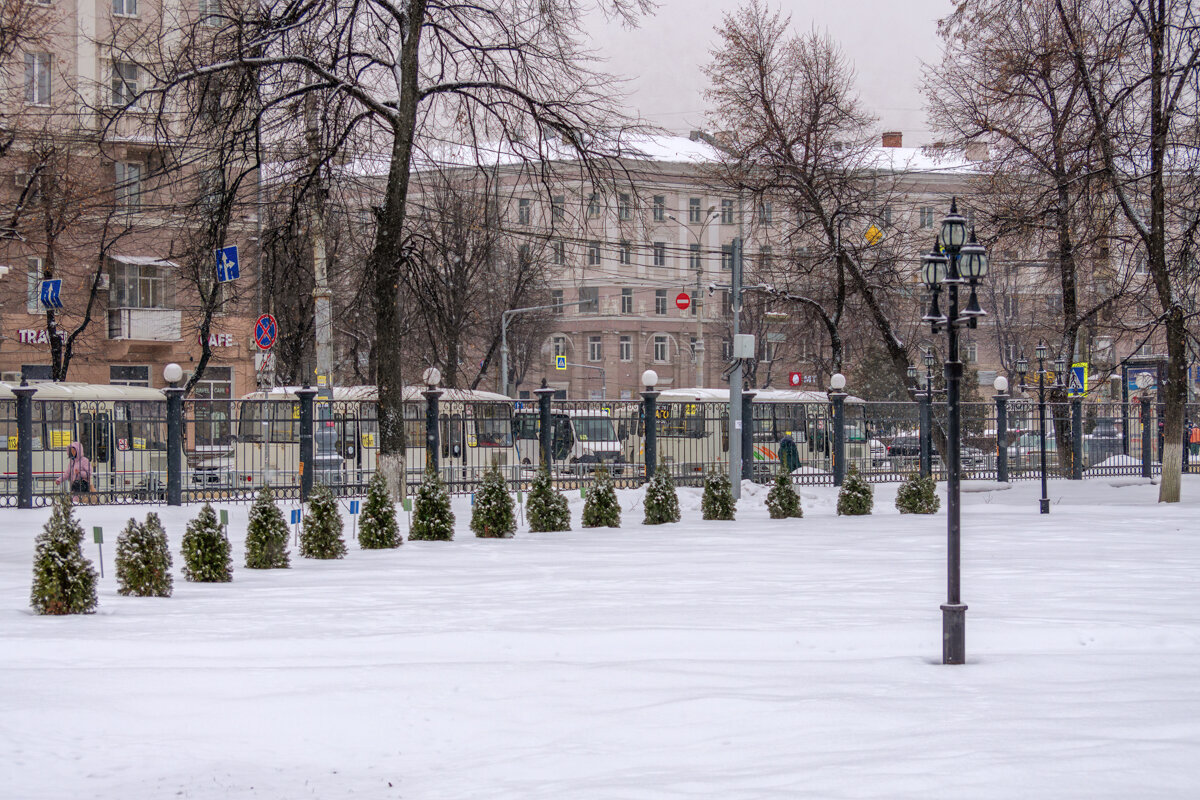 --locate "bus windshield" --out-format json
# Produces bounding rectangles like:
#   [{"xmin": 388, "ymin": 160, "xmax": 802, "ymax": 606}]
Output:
[
  {"xmin": 573, "ymin": 416, "xmax": 617, "ymax": 442},
  {"xmin": 473, "ymin": 404, "xmax": 513, "ymax": 447}
]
